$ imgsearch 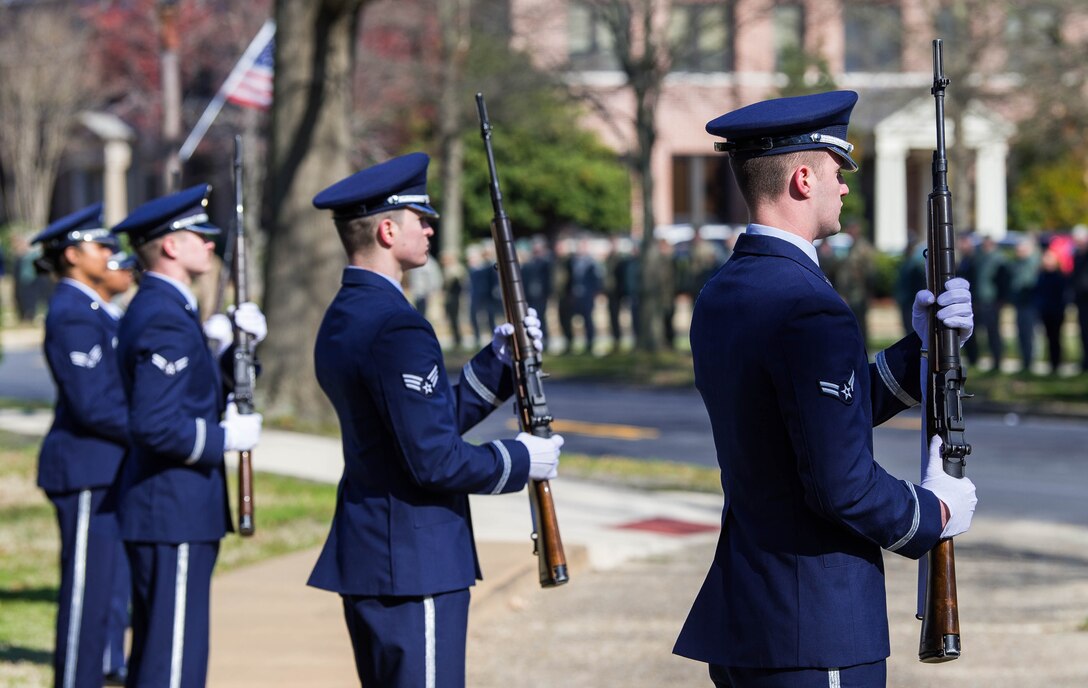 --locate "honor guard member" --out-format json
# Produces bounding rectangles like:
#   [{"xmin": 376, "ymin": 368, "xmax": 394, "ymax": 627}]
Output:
[
  {"xmin": 101, "ymin": 248, "xmax": 140, "ymax": 685},
  {"xmin": 112, "ymin": 184, "xmax": 266, "ymax": 688},
  {"xmin": 309, "ymin": 152, "xmax": 563, "ymax": 688},
  {"xmin": 32, "ymin": 204, "xmax": 131, "ymax": 688},
  {"xmin": 673, "ymin": 92, "xmax": 978, "ymax": 687}
]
